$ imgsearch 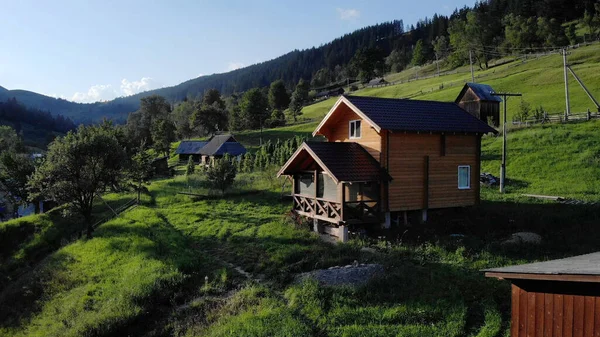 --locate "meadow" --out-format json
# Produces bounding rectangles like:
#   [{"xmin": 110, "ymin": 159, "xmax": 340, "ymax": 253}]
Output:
[
  {"xmin": 3, "ymin": 119, "xmax": 600, "ymax": 336},
  {"xmin": 3, "ymin": 43, "xmax": 600, "ymax": 337}
]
